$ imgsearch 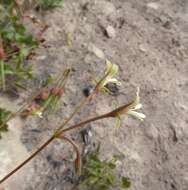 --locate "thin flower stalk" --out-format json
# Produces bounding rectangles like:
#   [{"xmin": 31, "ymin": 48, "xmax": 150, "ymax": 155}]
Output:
[{"xmin": 0, "ymin": 96, "xmax": 145, "ymax": 184}]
